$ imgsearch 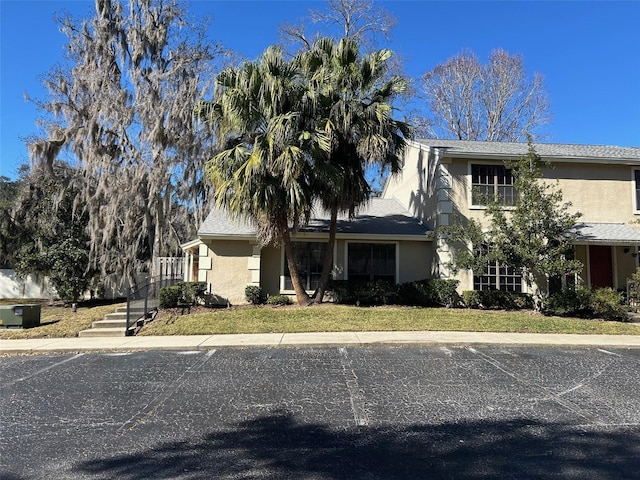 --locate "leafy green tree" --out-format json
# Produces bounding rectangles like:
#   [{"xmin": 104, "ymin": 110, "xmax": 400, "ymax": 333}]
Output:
[
  {"xmin": 195, "ymin": 46, "xmax": 330, "ymax": 305},
  {"xmin": 443, "ymin": 141, "xmax": 582, "ymax": 306},
  {"xmin": 196, "ymin": 38, "xmax": 410, "ymax": 305},
  {"xmin": 299, "ymin": 37, "xmax": 411, "ymax": 302},
  {"xmin": 0, "ymin": 174, "xmax": 26, "ymax": 268},
  {"xmin": 12, "ymin": 166, "xmax": 97, "ymax": 302}
]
